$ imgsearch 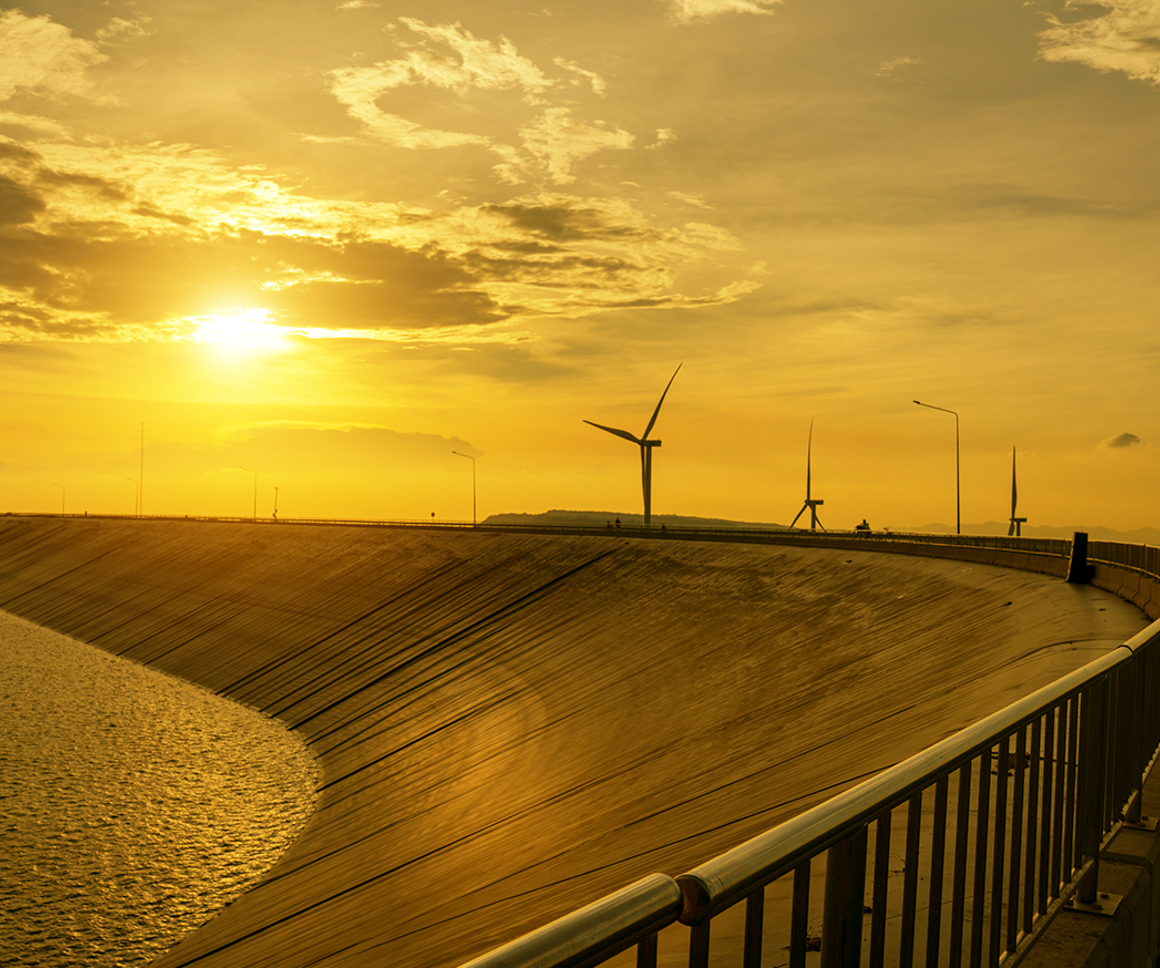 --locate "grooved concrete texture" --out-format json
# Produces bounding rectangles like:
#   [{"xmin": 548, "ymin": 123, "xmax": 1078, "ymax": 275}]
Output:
[{"xmin": 0, "ymin": 517, "xmax": 1146, "ymax": 967}]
